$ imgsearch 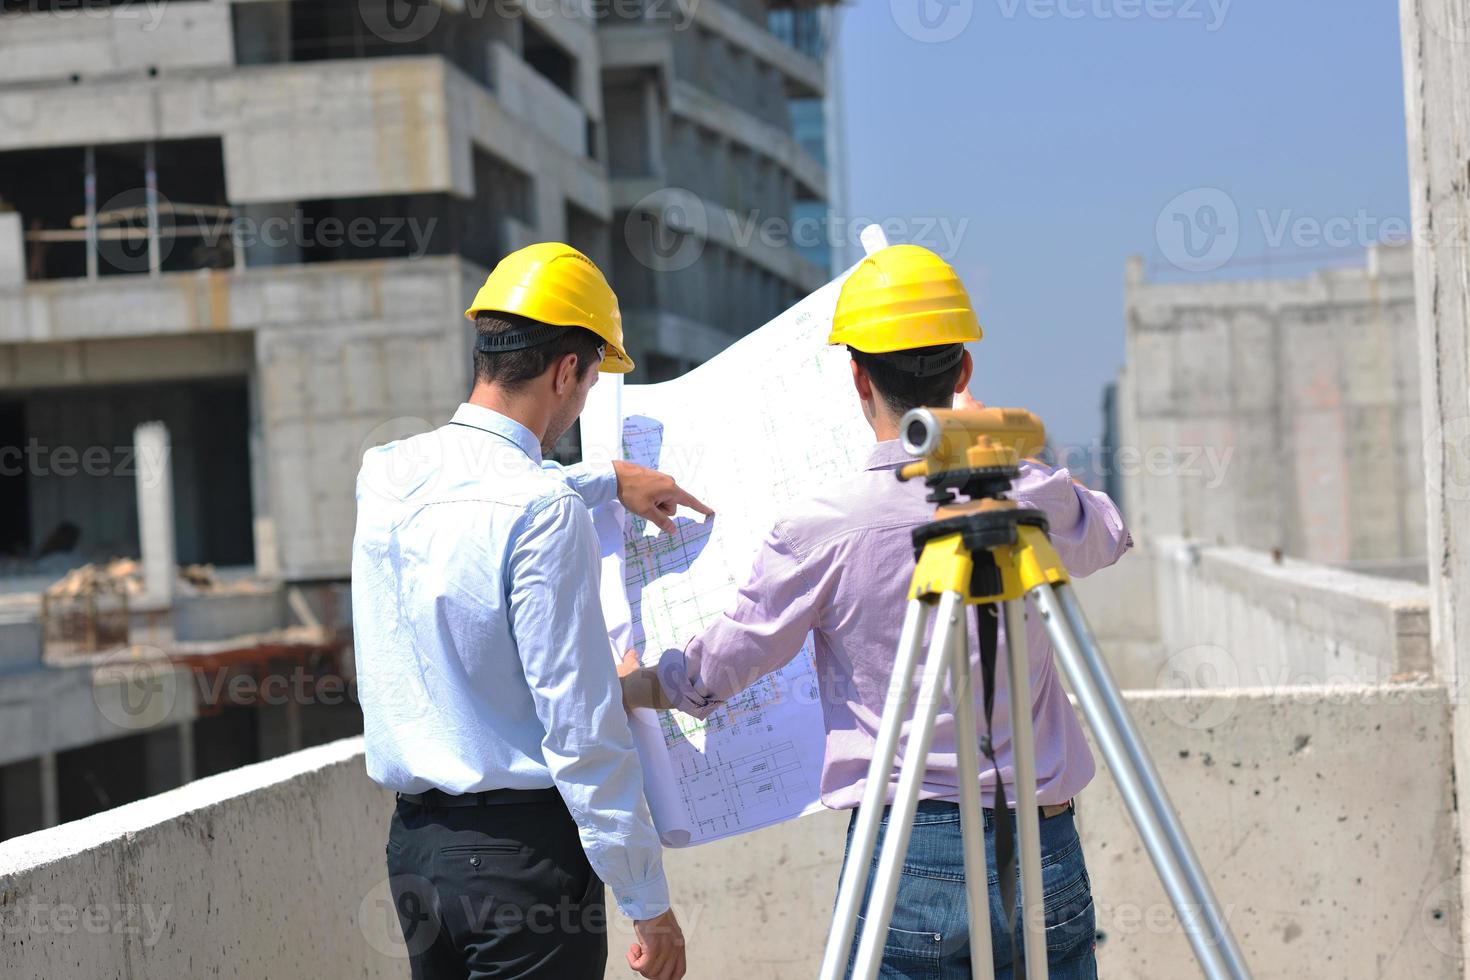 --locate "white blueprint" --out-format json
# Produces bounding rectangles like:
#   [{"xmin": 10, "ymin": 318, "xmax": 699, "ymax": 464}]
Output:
[{"xmin": 582, "ymin": 271, "xmax": 877, "ymax": 846}]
